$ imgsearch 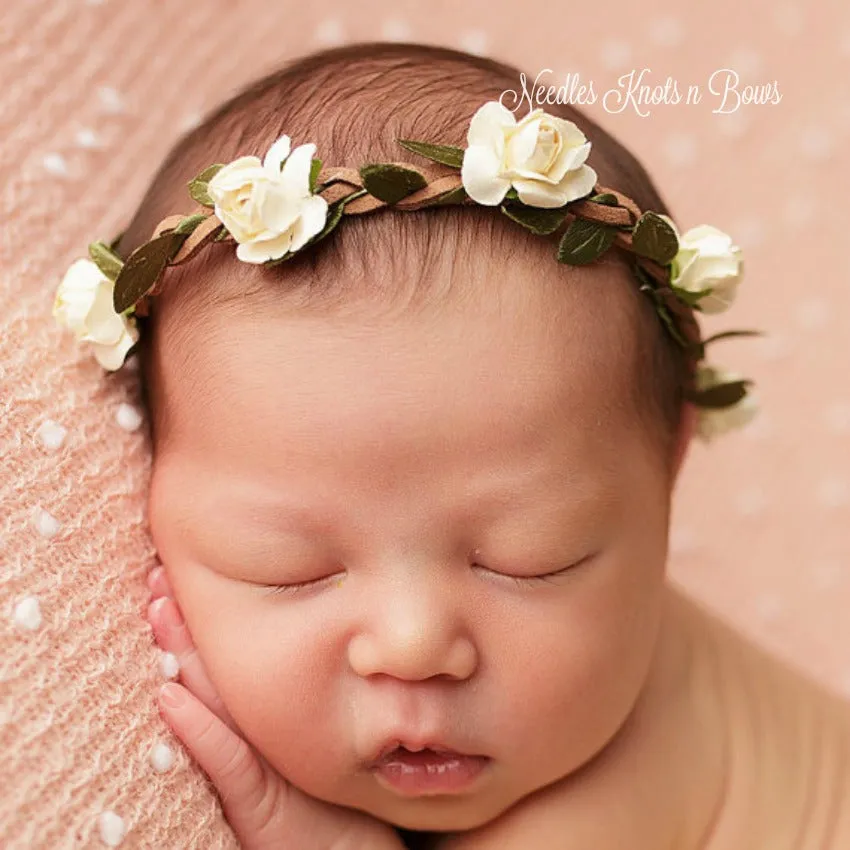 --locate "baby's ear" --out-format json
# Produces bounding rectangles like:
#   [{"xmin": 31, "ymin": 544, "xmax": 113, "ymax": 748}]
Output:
[{"xmin": 672, "ymin": 402, "xmax": 697, "ymax": 481}]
